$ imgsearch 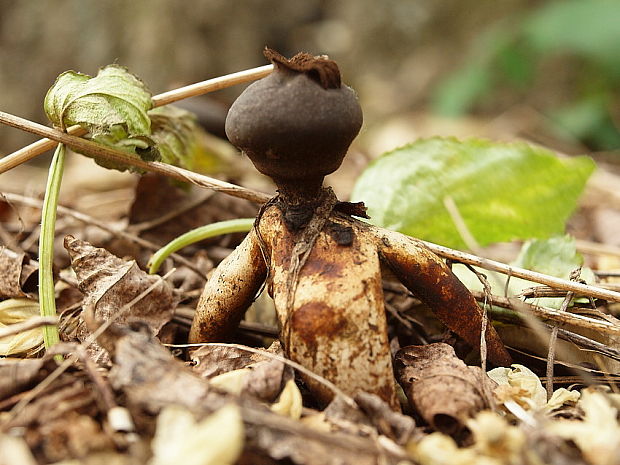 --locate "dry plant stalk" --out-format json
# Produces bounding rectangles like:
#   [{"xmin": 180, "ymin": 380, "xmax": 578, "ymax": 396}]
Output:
[
  {"xmin": 0, "ymin": 64, "xmax": 274, "ymax": 173},
  {"xmin": 189, "ymin": 49, "xmax": 512, "ymax": 410}
]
